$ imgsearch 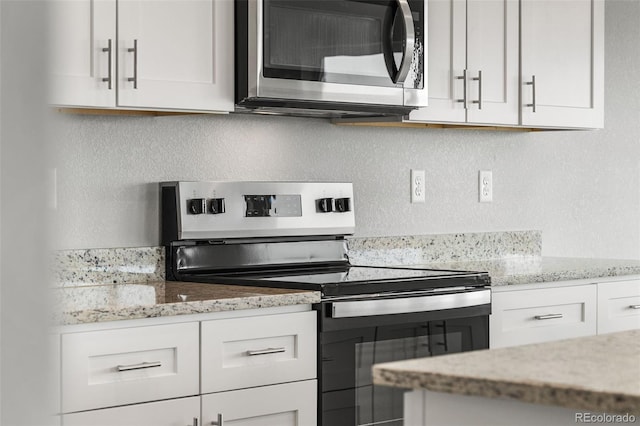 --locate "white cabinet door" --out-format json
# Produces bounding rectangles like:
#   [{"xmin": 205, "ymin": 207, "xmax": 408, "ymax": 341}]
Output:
[
  {"xmin": 48, "ymin": 0, "xmax": 116, "ymax": 107},
  {"xmin": 465, "ymin": 0, "xmax": 519, "ymax": 125},
  {"xmin": 61, "ymin": 322, "xmax": 199, "ymax": 413},
  {"xmin": 408, "ymin": 0, "xmax": 466, "ymax": 123},
  {"xmin": 201, "ymin": 311, "xmax": 316, "ymax": 394},
  {"xmin": 117, "ymin": 0, "xmax": 234, "ymax": 111},
  {"xmin": 597, "ymin": 279, "xmax": 640, "ymax": 334},
  {"xmin": 62, "ymin": 396, "xmax": 200, "ymax": 426},
  {"xmin": 201, "ymin": 380, "xmax": 317, "ymax": 426},
  {"xmin": 409, "ymin": 0, "xmax": 518, "ymax": 125},
  {"xmin": 521, "ymin": 0, "xmax": 604, "ymax": 128},
  {"xmin": 490, "ymin": 284, "xmax": 597, "ymax": 348}
]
